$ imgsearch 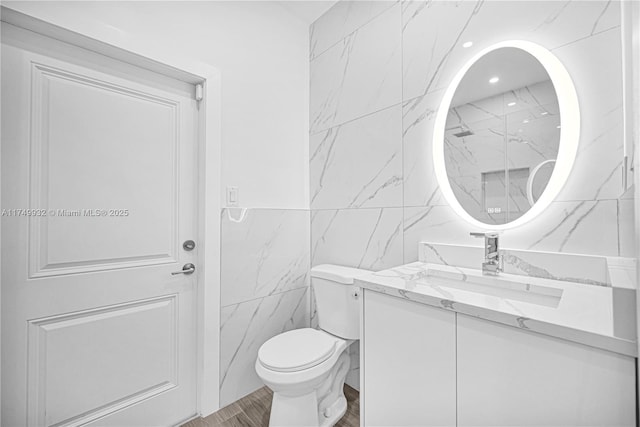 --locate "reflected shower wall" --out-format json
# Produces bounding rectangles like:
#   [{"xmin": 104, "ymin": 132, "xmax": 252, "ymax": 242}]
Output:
[{"xmin": 444, "ymin": 80, "xmax": 560, "ymax": 225}]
